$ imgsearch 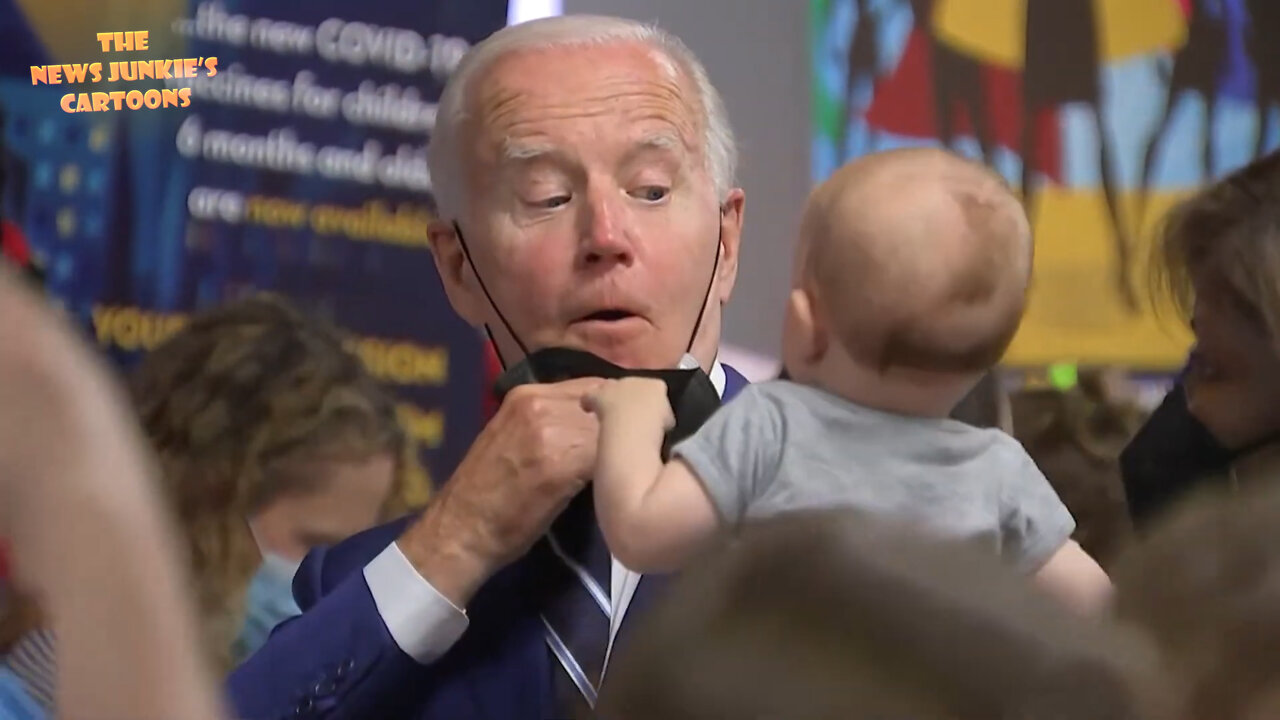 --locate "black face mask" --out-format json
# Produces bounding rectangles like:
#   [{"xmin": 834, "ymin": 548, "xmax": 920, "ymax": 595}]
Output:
[
  {"xmin": 1119, "ymin": 379, "xmax": 1234, "ymax": 526},
  {"xmin": 453, "ymin": 218, "xmax": 725, "ymax": 460},
  {"xmin": 495, "ymin": 347, "xmax": 721, "ymax": 459}
]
